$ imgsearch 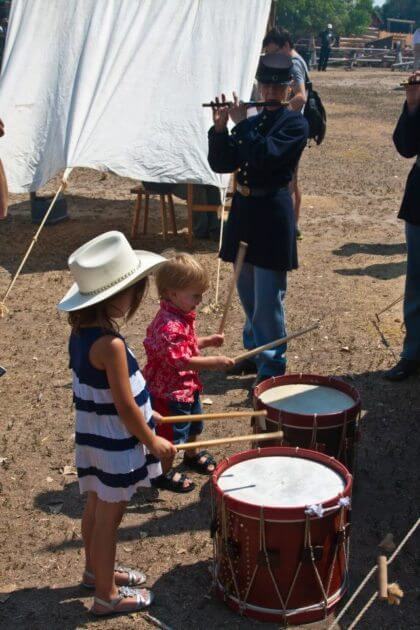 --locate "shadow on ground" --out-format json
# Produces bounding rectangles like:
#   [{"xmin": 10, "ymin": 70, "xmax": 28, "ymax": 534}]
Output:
[
  {"xmin": 333, "ymin": 242, "xmax": 406, "ymax": 258},
  {"xmin": 334, "ymin": 260, "xmax": 406, "ymax": 280}
]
